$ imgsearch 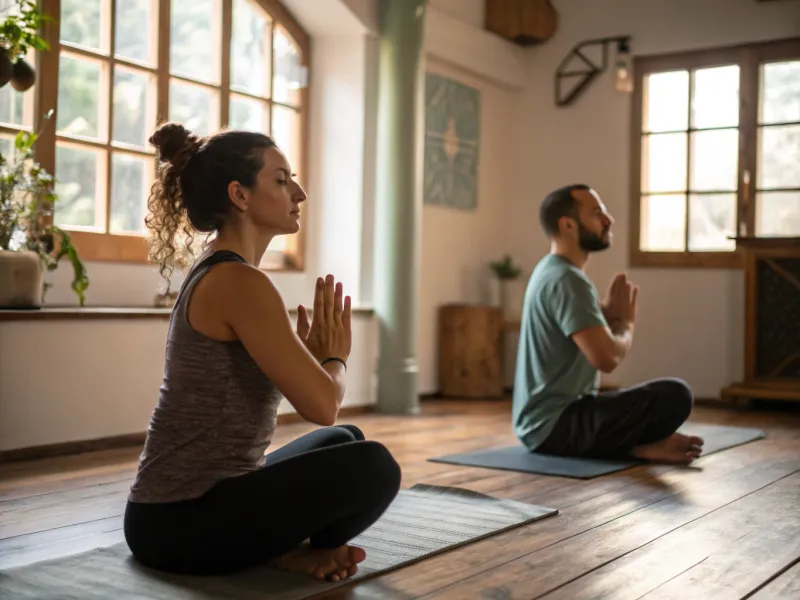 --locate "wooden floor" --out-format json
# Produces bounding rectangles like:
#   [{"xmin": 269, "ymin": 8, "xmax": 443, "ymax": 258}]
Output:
[{"xmin": 2, "ymin": 399, "xmax": 800, "ymax": 599}]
